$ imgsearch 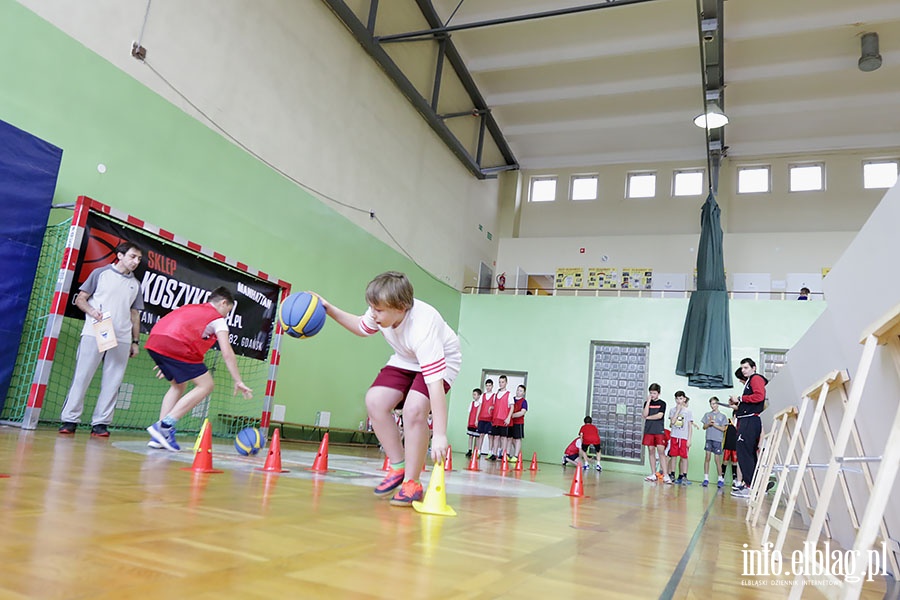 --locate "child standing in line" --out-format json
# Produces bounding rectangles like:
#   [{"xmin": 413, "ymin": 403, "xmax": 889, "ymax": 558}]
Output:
[
  {"xmin": 642, "ymin": 383, "xmax": 671, "ymax": 484},
  {"xmin": 465, "ymin": 388, "xmax": 481, "ymax": 458},
  {"xmin": 578, "ymin": 416, "xmax": 602, "ymax": 472},
  {"xmin": 701, "ymin": 396, "xmax": 729, "ymax": 487},
  {"xmin": 145, "ymin": 287, "xmax": 253, "ymax": 451},
  {"xmin": 508, "ymin": 384, "xmax": 528, "ymax": 461},
  {"xmin": 316, "ymin": 271, "xmax": 461, "ymax": 507},
  {"xmin": 475, "ymin": 379, "xmax": 495, "ymax": 456},
  {"xmin": 667, "ymin": 391, "xmax": 693, "ymax": 484}
]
